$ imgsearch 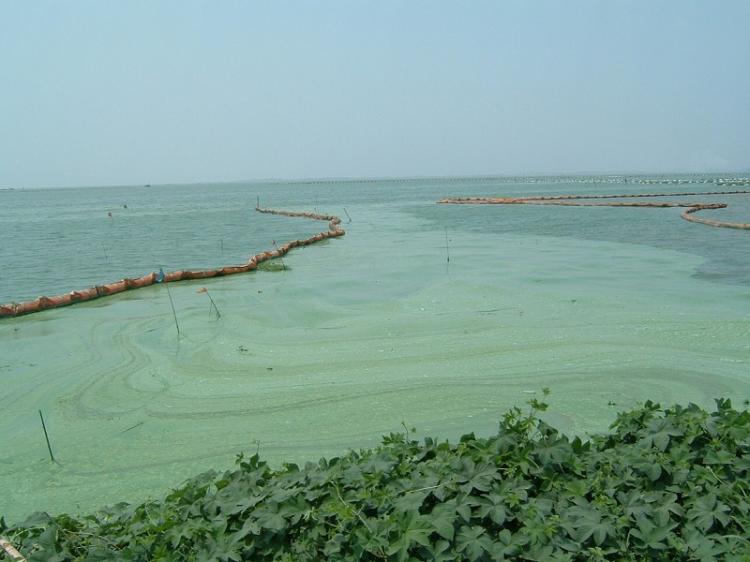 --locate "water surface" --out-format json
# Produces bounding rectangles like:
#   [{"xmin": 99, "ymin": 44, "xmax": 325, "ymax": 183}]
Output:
[{"xmin": 1, "ymin": 176, "xmax": 749, "ymax": 522}]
